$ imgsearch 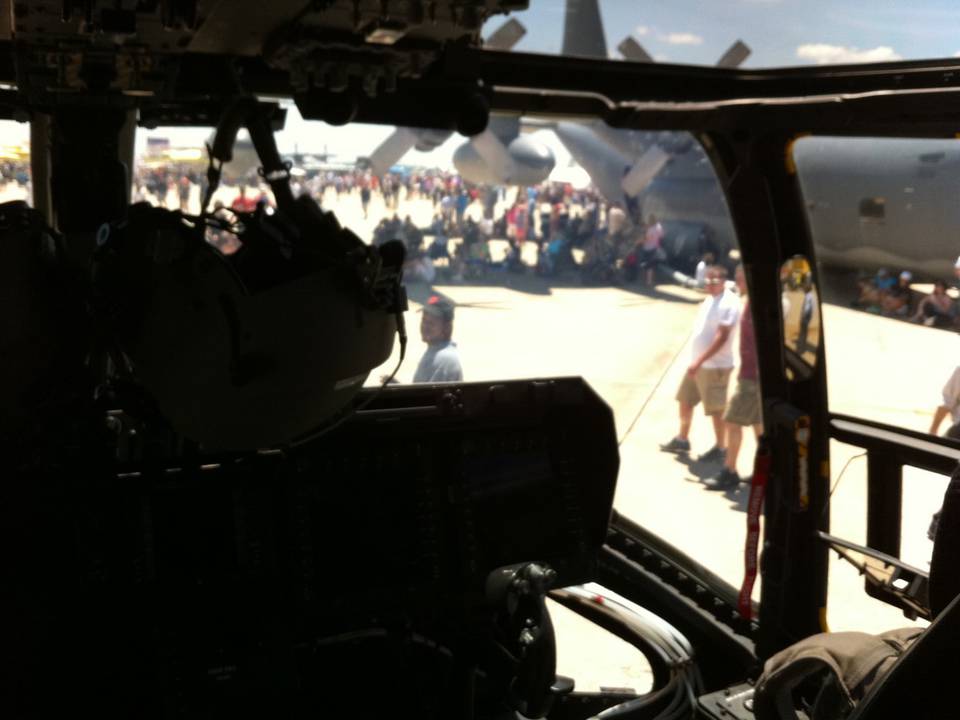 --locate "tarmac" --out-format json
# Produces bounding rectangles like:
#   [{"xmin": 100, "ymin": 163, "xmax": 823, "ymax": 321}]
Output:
[
  {"xmin": 346, "ymin": 191, "xmax": 949, "ymax": 689},
  {"xmin": 4, "ymin": 181, "xmax": 951, "ymax": 693}
]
